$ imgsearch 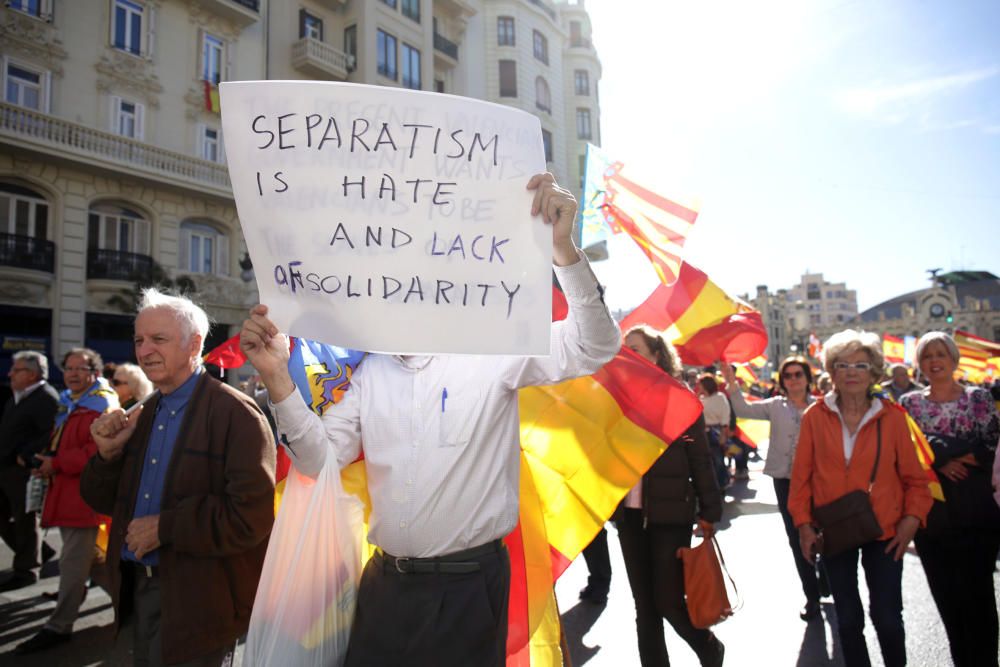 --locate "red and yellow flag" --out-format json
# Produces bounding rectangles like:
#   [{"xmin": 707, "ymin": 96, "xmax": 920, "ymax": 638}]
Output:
[
  {"xmin": 954, "ymin": 329, "xmax": 999, "ymax": 381},
  {"xmin": 203, "ymin": 80, "xmax": 221, "ymax": 113},
  {"xmin": 505, "ymin": 288, "xmax": 703, "ymax": 664},
  {"xmin": 621, "ymin": 262, "xmax": 768, "ymax": 366},
  {"xmin": 883, "ymin": 334, "xmax": 904, "ymax": 364}
]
